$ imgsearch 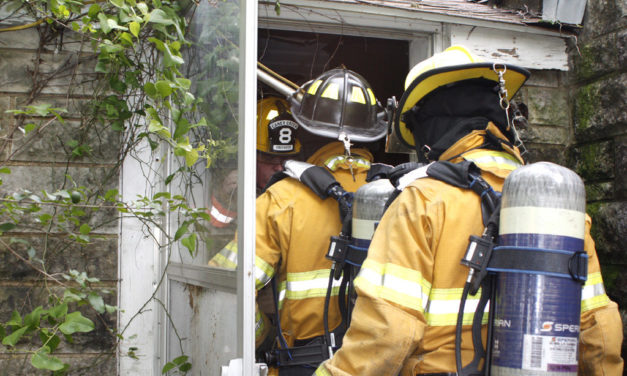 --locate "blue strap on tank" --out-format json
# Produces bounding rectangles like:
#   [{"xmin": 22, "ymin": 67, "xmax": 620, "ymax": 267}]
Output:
[{"xmin": 487, "ymin": 246, "xmax": 588, "ymax": 283}]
